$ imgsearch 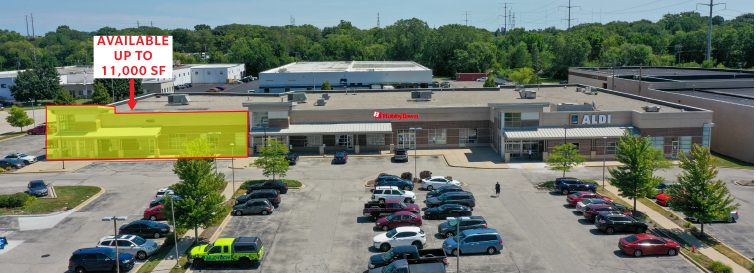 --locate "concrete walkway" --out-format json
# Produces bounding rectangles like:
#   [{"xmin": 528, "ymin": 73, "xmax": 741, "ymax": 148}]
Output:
[{"xmin": 603, "ymin": 184, "xmax": 749, "ymax": 273}]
